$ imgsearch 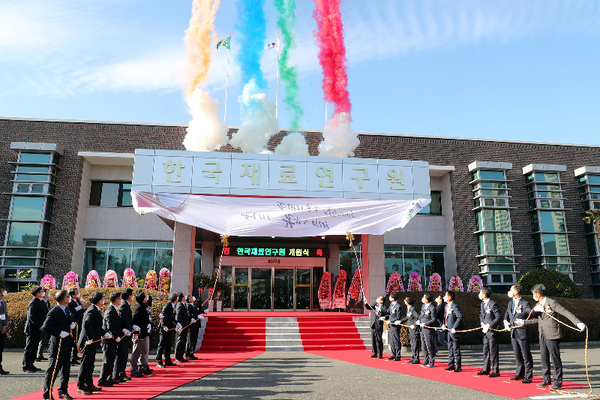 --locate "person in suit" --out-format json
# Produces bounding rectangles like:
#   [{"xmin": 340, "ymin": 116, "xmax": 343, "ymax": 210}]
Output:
[
  {"xmin": 23, "ymin": 286, "xmax": 45, "ymax": 373},
  {"xmin": 442, "ymin": 290, "xmax": 463, "ymax": 372},
  {"xmin": 41, "ymin": 289, "xmax": 76, "ymax": 400},
  {"xmin": 365, "ymin": 296, "xmax": 387, "ymax": 359},
  {"xmin": 131, "ymin": 290, "xmax": 151, "ymax": 377},
  {"xmin": 67, "ymin": 288, "xmax": 88, "ymax": 365},
  {"xmin": 76, "ymin": 291, "xmax": 105, "ymax": 395},
  {"xmin": 418, "ymin": 293, "xmax": 437, "ymax": 368},
  {"xmin": 503, "ymin": 284, "xmax": 534, "ymax": 384},
  {"xmin": 174, "ymin": 292, "xmax": 190, "ymax": 363},
  {"xmin": 114, "ymin": 288, "xmax": 133, "ymax": 382},
  {"xmin": 97, "ymin": 291, "xmax": 123, "ymax": 387},
  {"xmin": 185, "ymin": 295, "xmax": 200, "ymax": 360},
  {"xmin": 434, "ymin": 295, "xmax": 448, "ymax": 353},
  {"xmin": 0, "ymin": 285, "xmax": 9, "ymax": 375},
  {"xmin": 399, "ymin": 297, "xmax": 420, "ymax": 364},
  {"xmin": 156, "ymin": 293, "xmax": 178, "ymax": 368},
  {"xmin": 478, "ymin": 286, "xmax": 503, "ymax": 377},
  {"xmin": 141, "ymin": 295, "xmax": 154, "ymax": 375},
  {"xmin": 520, "ymin": 284, "xmax": 586, "ymax": 390},
  {"xmin": 385, "ymin": 292, "xmax": 402, "ymax": 361},
  {"xmin": 36, "ymin": 289, "xmax": 51, "ymax": 362}
]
